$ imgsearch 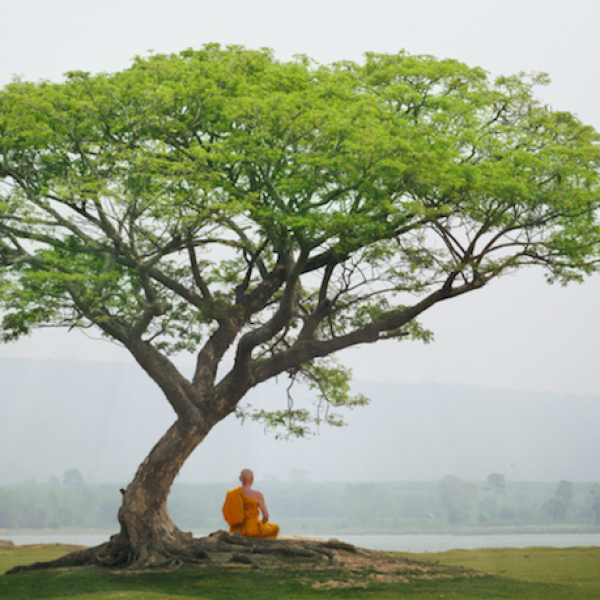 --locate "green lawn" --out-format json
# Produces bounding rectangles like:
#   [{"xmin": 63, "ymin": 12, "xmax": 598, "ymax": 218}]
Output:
[
  {"xmin": 0, "ymin": 544, "xmax": 598, "ymax": 599},
  {"xmin": 403, "ymin": 545, "xmax": 600, "ymax": 597}
]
